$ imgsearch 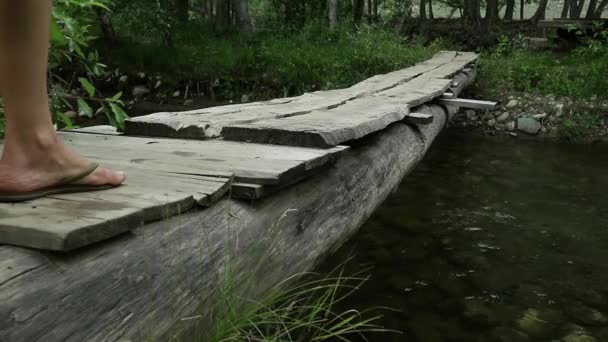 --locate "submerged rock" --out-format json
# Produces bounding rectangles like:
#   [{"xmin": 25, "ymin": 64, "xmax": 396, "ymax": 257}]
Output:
[
  {"xmin": 462, "ymin": 298, "xmax": 501, "ymax": 327},
  {"xmin": 517, "ymin": 118, "xmax": 542, "ymax": 135},
  {"xmin": 568, "ymin": 305, "xmax": 608, "ymax": 326},
  {"xmin": 490, "ymin": 326, "xmax": 531, "ymax": 342},
  {"xmin": 562, "ymin": 331, "xmax": 597, "ymax": 342},
  {"xmin": 516, "ymin": 308, "xmax": 563, "ymax": 339}
]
